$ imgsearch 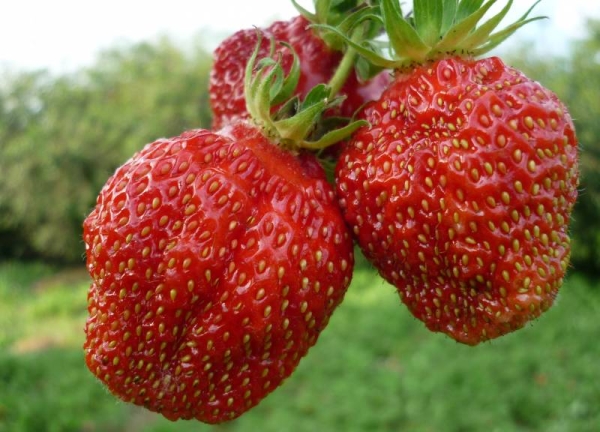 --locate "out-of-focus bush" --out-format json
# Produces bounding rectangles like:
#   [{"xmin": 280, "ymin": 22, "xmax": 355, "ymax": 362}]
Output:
[
  {"xmin": 0, "ymin": 37, "xmax": 213, "ymax": 263},
  {"xmin": 2, "ymin": 20, "xmax": 600, "ymax": 275}
]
